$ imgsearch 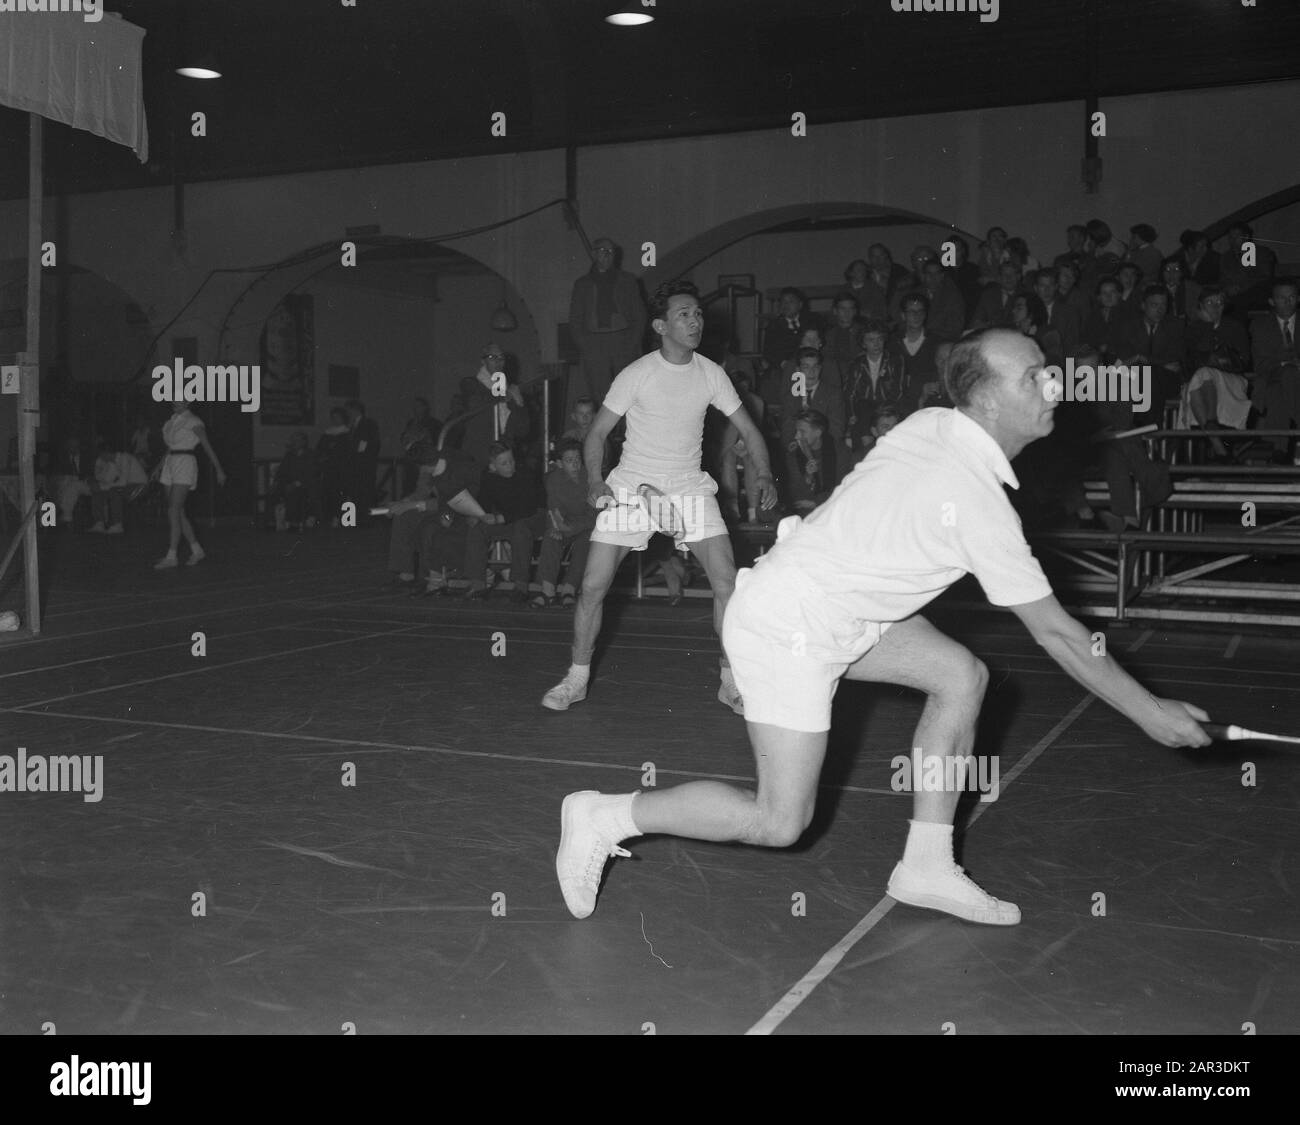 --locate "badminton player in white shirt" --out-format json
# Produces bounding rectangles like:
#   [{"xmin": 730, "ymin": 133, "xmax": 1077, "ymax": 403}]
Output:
[
  {"xmin": 557, "ymin": 328, "xmax": 1210, "ymax": 924},
  {"xmin": 541, "ymin": 279, "xmax": 777, "ymax": 714}
]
